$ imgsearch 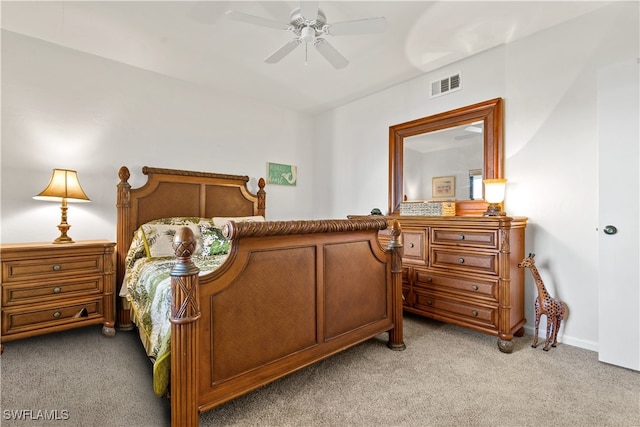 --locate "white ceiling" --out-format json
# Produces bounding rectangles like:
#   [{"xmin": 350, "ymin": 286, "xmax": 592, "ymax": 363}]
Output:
[{"xmin": 1, "ymin": 1, "xmax": 611, "ymax": 114}]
